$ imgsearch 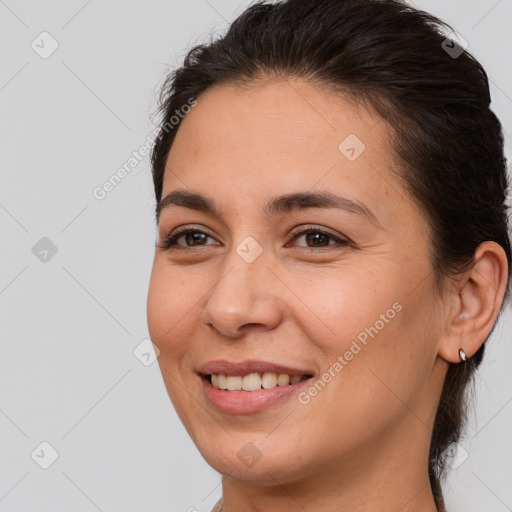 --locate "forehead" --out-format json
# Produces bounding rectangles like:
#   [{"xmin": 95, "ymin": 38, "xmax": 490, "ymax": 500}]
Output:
[
  {"xmin": 171, "ymin": 77, "xmax": 388, "ymax": 160},
  {"xmin": 162, "ymin": 78, "xmax": 415, "ymax": 228}
]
